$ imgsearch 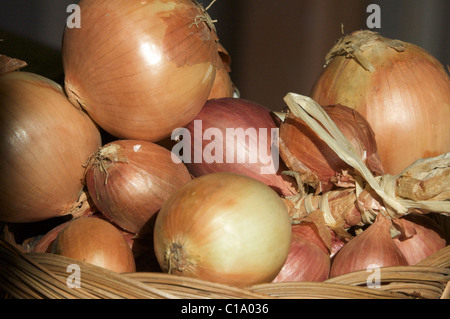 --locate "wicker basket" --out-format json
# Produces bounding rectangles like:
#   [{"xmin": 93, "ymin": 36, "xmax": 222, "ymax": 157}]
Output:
[{"xmin": 1, "ymin": 238, "xmax": 448, "ymax": 299}]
